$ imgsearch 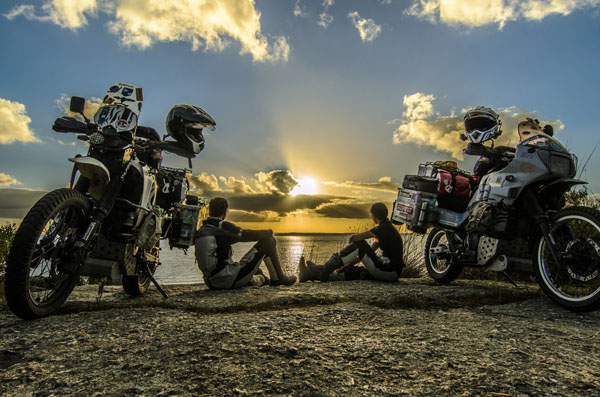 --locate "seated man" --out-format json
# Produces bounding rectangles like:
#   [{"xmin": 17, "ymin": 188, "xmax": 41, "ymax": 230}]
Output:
[
  {"xmin": 195, "ymin": 197, "xmax": 296, "ymax": 289},
  {"xmin": 299, "ymin": 203, "xmax": 403, "ymax": 282}
]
